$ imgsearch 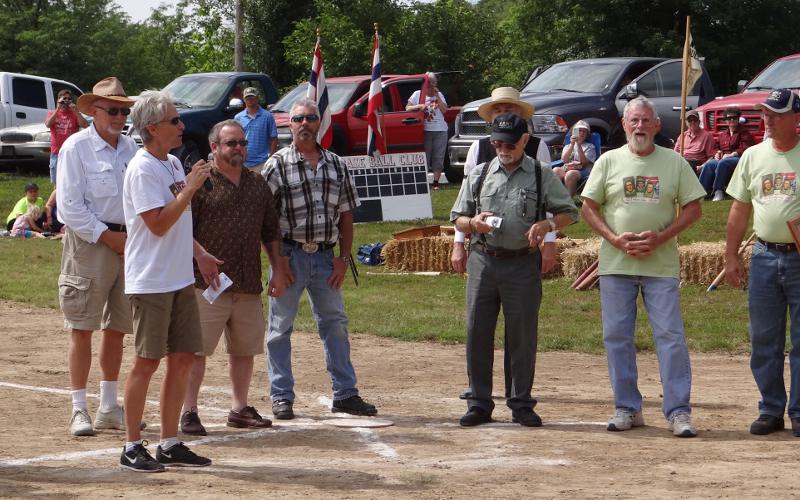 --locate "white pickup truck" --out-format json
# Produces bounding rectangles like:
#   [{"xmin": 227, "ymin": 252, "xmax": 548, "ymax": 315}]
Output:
[{"xmin": 0, "ymin": 72, "xmax": 83, "ymax": 129}]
